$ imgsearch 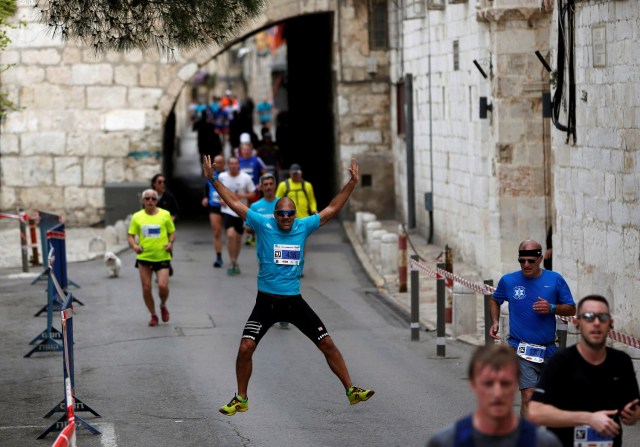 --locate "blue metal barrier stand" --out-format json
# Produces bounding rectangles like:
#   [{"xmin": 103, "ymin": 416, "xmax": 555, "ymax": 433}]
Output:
[
  {"xmin": 39, "ymin": 254, "xmax": 101, "ymax": 439},
  {"xmin": 31, "ymin": 212, "xmax": 60, "ymax": 285},
  {"xmin": 25, "ymin": 270, "xmax": 63, "ymax": 357},
  {"xmin": 33, "ymin": 218, "xmax": 84, "ymax": 317},
  {"xmin": 26, "ymin": 223, "xmax": 71, "ymax": 357},
  {"xmin": 31, "ymin": 211, "xmax": 81, "ymax": 289},
  {"xmin": 28, "ymin": 271, "xmax": 63, "ymax": 343}
]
